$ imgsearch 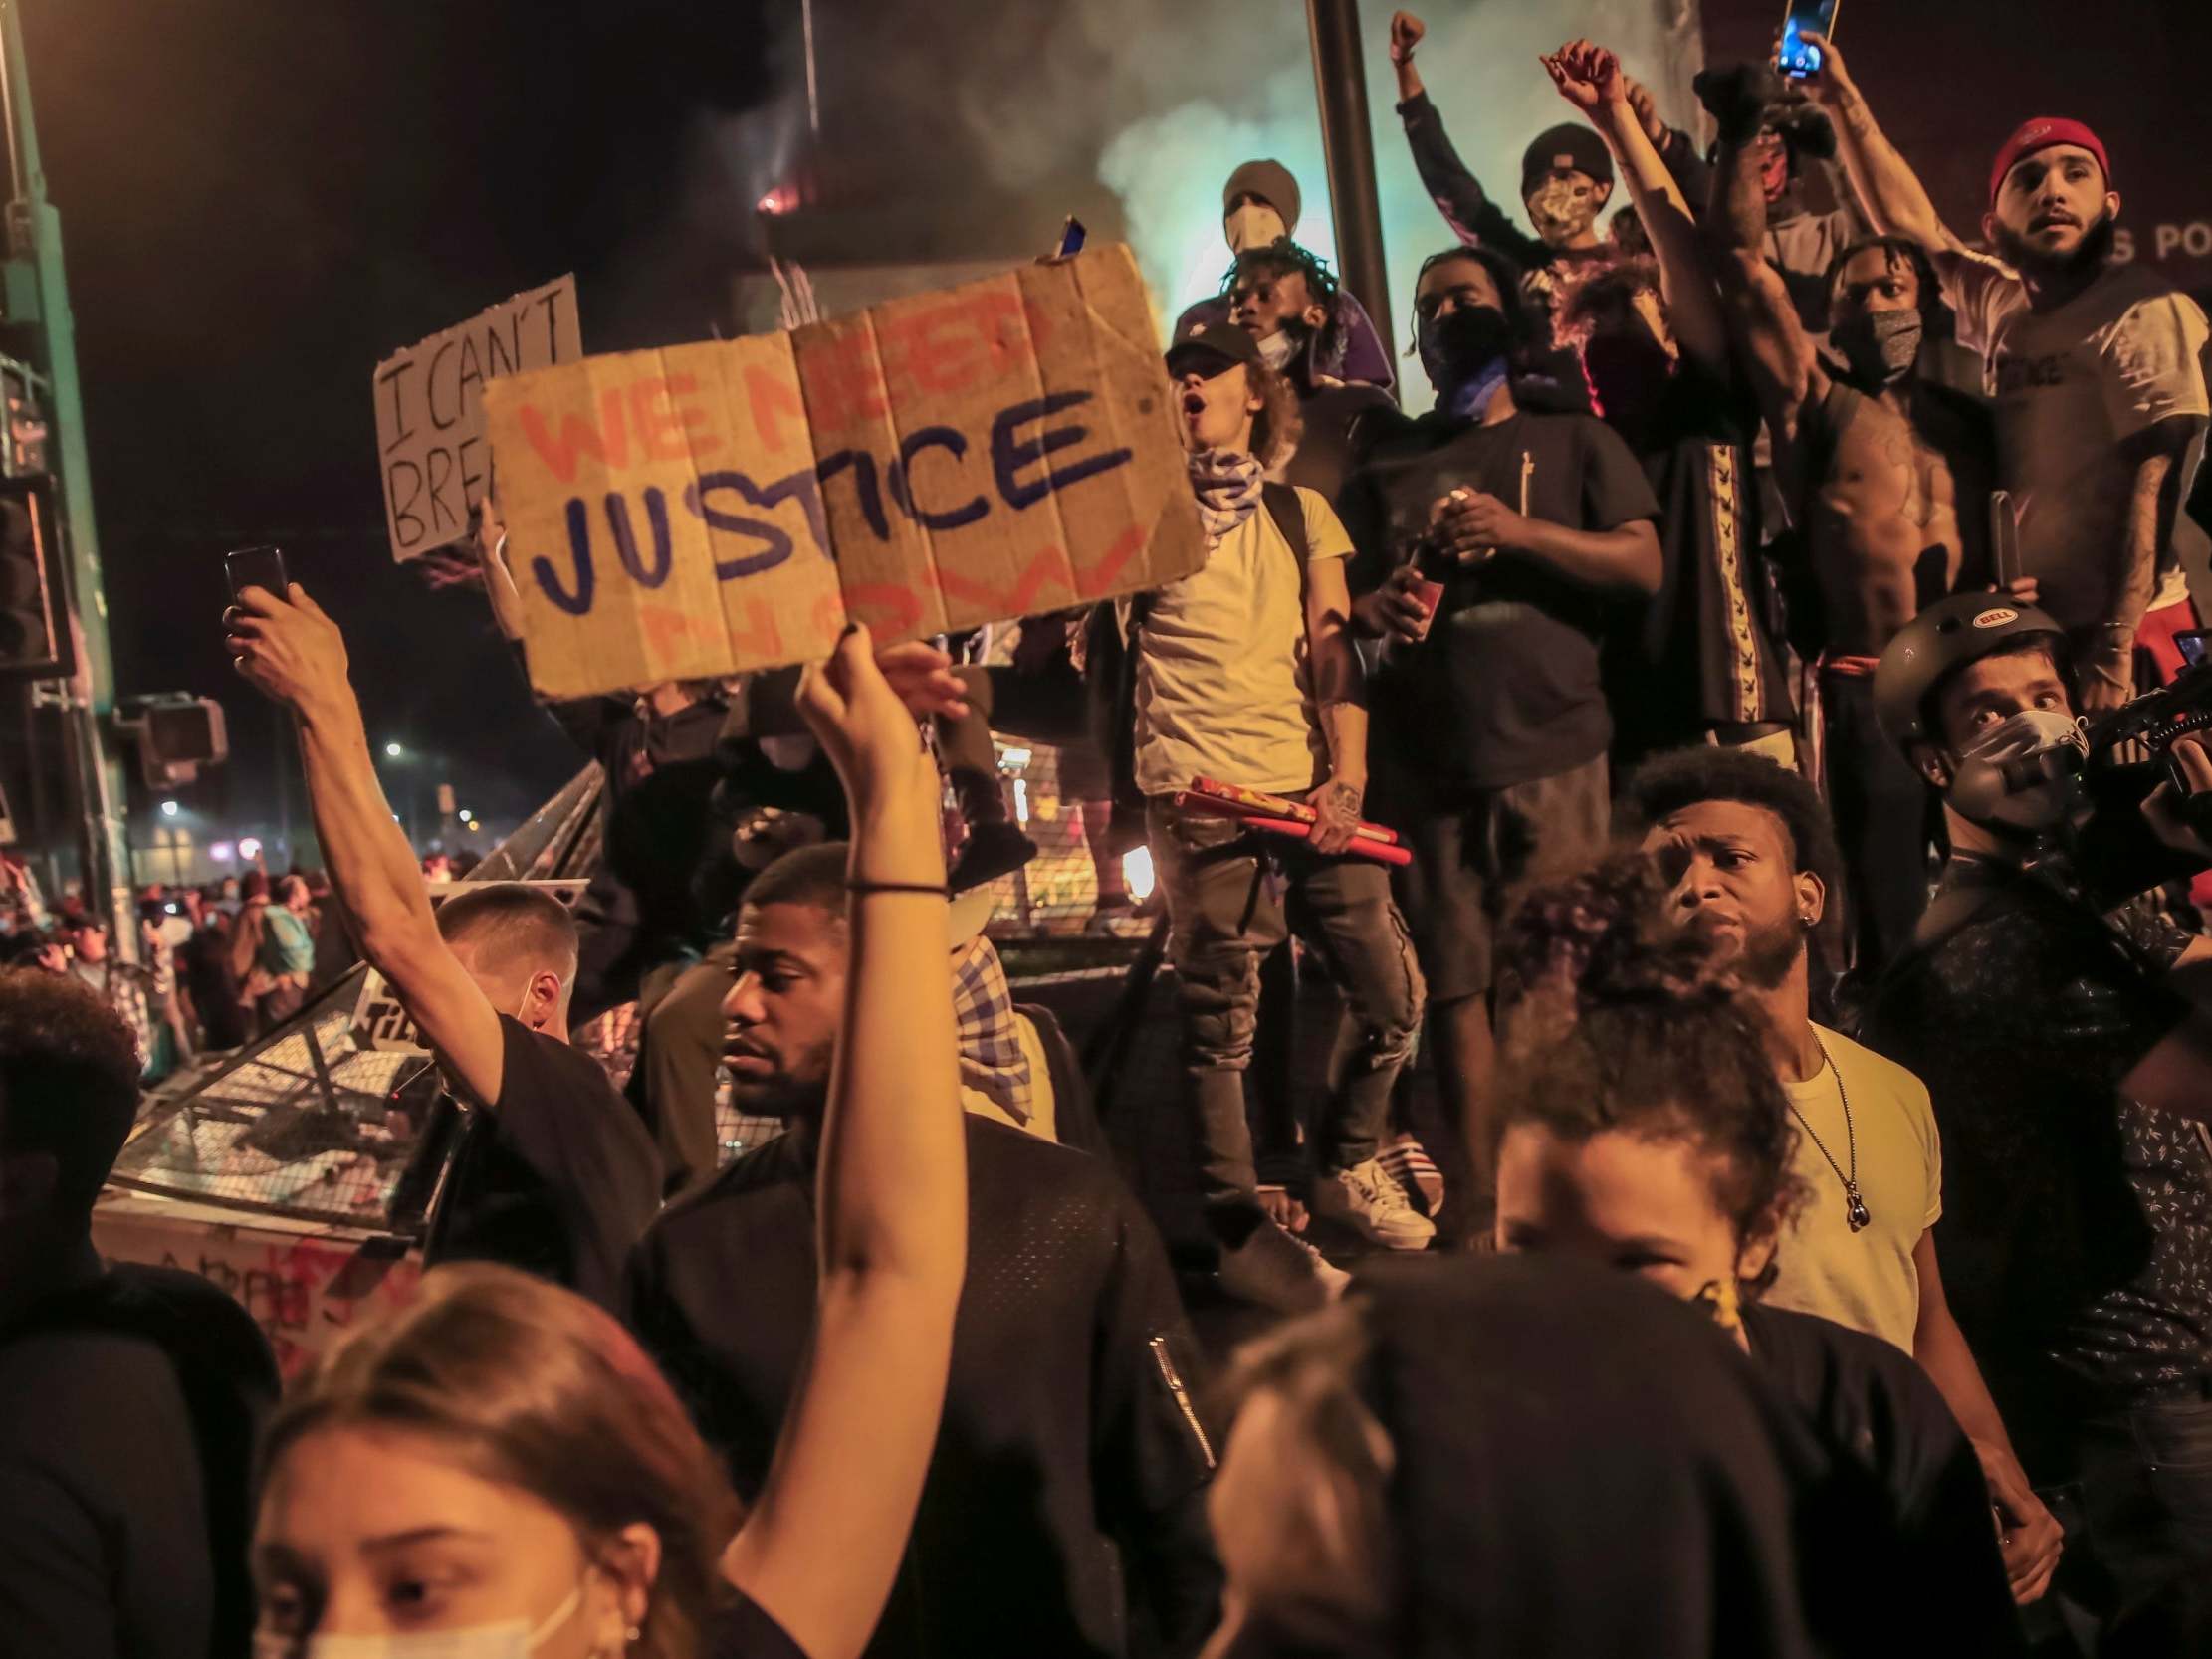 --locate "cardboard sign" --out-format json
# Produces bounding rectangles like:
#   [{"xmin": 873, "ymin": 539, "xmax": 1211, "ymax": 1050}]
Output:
[
  {"xmin": 374, "ymin": 275, "xmax": 583, "ymax": 561},
  {"xmin": 481, "ymin": 245, "xmax": 1202, "ymax": 698}
]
